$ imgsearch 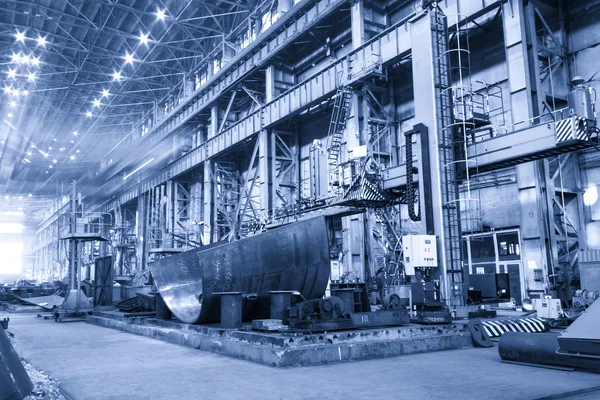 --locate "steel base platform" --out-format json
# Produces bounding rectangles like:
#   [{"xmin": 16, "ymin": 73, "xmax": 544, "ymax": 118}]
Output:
[{"xmin": 87, "ymin": 311, "xmax": 472, "ymax": 367}]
